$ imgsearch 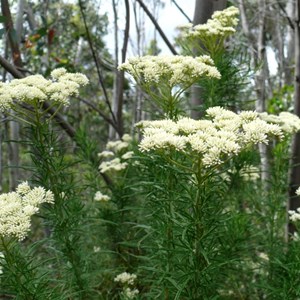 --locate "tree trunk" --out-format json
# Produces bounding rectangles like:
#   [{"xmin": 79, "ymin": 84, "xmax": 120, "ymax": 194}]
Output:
[
  {"xmin": 1, "ymin": 0, "xmax": 24, "ymax": 189},
  {"xmin": 289, "ymin": 0, "xmax": 300, "ymax": 235},
  {"xmin": 109, "ymin": 0, "xmax": 120, "ymax": 140},
  {"xmin": 191, "ymin": 0, "xmax": 227, "ymax": 119},
  {"xmin": 15, "ymin": 0, "xmax": 25, "ymax": 43},
  {"xmin": 285, "ymin": 0, "xmax": 295, "ymax": 86}
]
